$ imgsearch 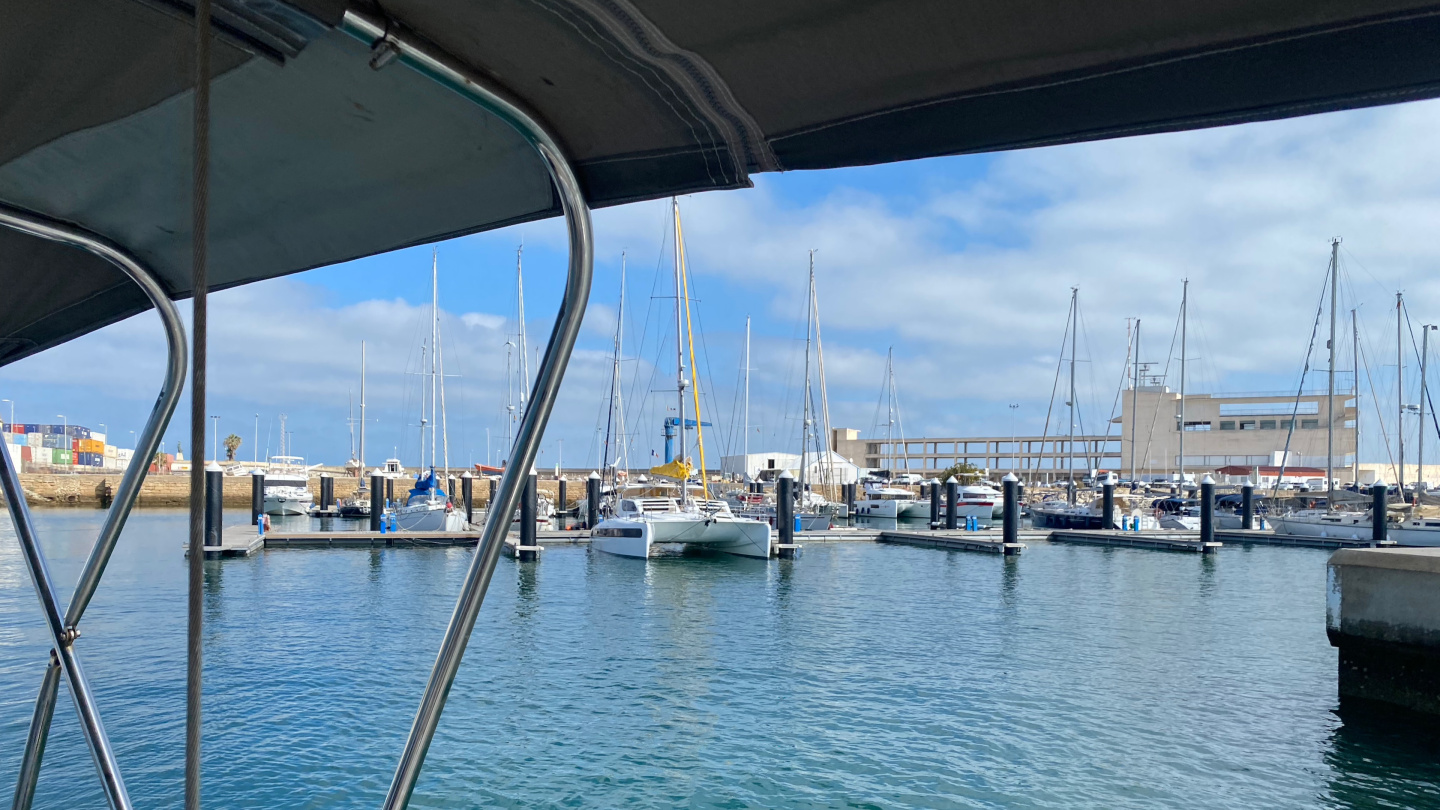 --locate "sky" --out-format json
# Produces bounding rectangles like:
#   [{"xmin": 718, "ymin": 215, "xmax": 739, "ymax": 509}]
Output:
[{"xmin": 6, "ymin": 96, "xmax": 1440, "ymax": 471}]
